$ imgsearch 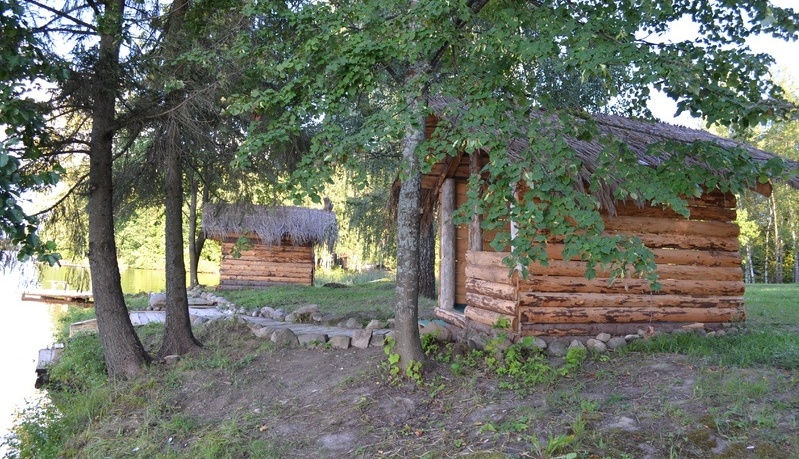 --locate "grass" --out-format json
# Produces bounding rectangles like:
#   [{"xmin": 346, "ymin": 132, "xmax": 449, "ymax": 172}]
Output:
[
  {"xmin": 214, "ymin": 268, "xmax": 437, "ymax": 320},
  {"xmin": 627, "ymin": 283, "xmax": 799, "ymax": 369},
  {"xmin": 742, "ymin": 283, "xmax": 799, "ymax": 328}
]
